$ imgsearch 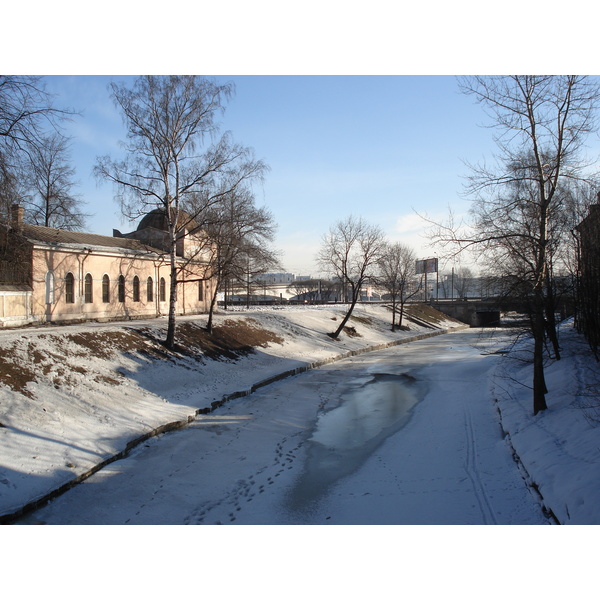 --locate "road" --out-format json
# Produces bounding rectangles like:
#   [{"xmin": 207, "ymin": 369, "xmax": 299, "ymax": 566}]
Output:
[{"xmin": 23, "ymin": 328, "xmax": 549, "ymax": 525}]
